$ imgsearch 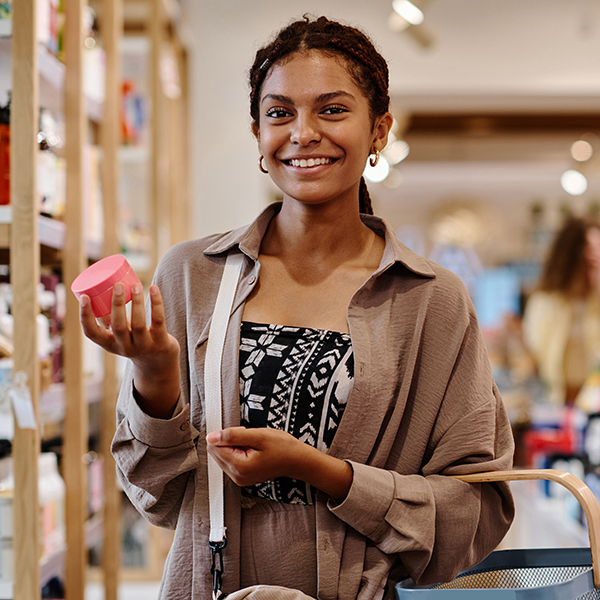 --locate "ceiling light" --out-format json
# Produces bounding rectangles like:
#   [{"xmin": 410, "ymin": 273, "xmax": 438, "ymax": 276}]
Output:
[
  {"xmin": 392, "ymin": 0, "xmax": 425, "ymax": 26},
  {"xmin": 571, "ymin": 140, "xmax": 594, "ymax": 162},
  {"xmin": 561, "ymin": 169, "xmax": 588, "ymax": 196},
  {"xmin": 388, "ymin": 12, "xmax": 411, "ymax": 32},
  {"xmin": 383, "ymin": 140, "xmax": 410, "ymax": 165},
  {"xmin": 364, "ymin": 156, "xmax": 390, "ymax": 183}
]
